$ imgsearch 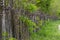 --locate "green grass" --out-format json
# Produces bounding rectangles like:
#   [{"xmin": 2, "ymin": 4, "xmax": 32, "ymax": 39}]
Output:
[{"xmin": 30, "ymin": 20, "xmax": 60, "ymax": 40}]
